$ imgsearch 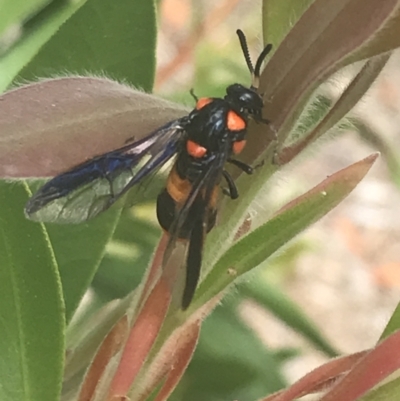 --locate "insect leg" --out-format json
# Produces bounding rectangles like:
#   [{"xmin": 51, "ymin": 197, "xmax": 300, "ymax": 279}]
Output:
[
  {"xmin": 227, "ymin": 158, "xmax": 253, "ymax": 174},
  {"xmin": 189, "ymin": 88, "xmax": 198, "ymax": 102},
  {"xmin": 222, "ymin": 170, "xmax": 239, "ymax": 199}
]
